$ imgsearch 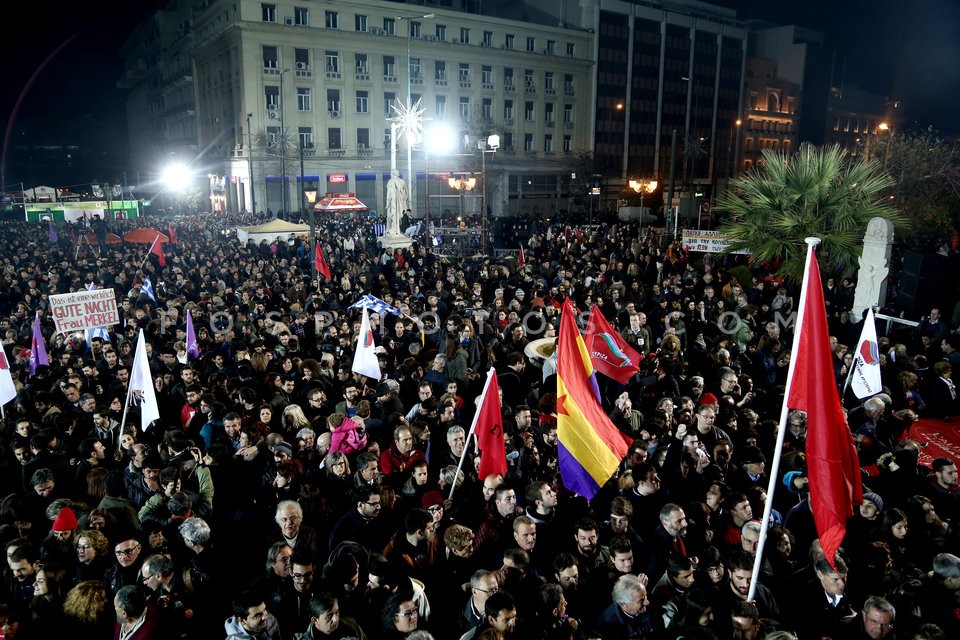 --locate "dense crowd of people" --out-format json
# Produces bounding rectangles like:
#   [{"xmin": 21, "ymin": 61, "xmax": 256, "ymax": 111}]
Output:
[{"xmin": 0, "ymin": 210, "xmax": 955, "ymax": 640}]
